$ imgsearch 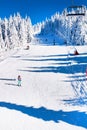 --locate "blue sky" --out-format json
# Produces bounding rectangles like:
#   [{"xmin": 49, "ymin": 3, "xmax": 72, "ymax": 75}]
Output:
[{"xmin": 0, "ymin": 0, "xmax": 86, "ymax": 24}]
